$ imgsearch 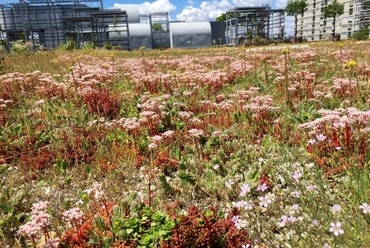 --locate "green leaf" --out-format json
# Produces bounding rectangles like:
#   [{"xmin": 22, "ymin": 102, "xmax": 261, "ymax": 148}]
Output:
[
  {"xmin": 56, "ymin": 159, "xmax": 66, "ymax": 174},
  {"xmin": 0, "ymin": 164, "xmax": 8, "ymax": 175},
  {"xmin": 113, "ymin": 205, "xmax": 122, "ymax": 218}
]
